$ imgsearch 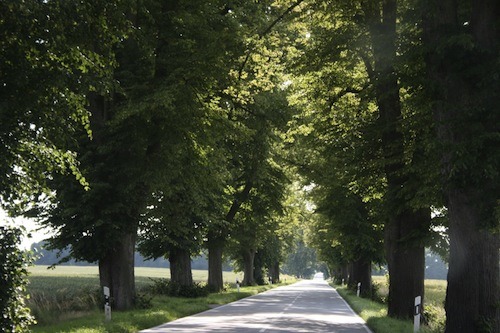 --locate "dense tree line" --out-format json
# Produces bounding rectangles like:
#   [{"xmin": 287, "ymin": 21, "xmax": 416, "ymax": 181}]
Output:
[{"xmin": 0, "ymin": 0, "xmax": 497, "ymax": 332}]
